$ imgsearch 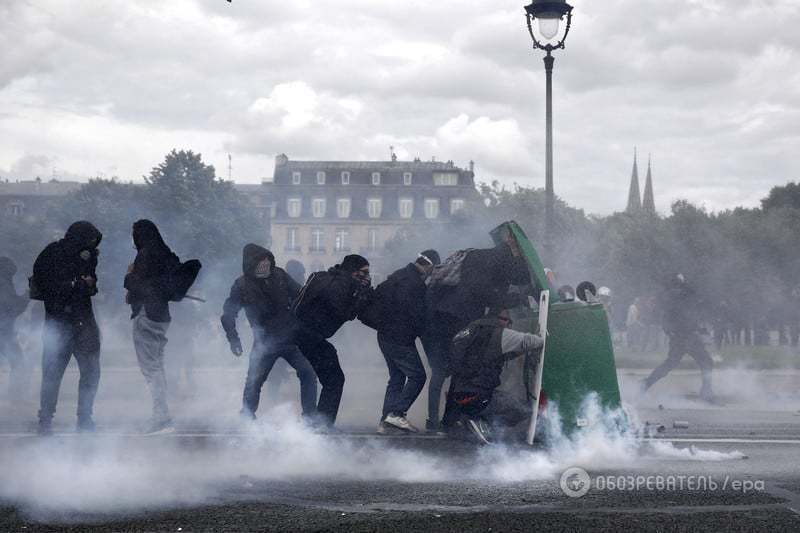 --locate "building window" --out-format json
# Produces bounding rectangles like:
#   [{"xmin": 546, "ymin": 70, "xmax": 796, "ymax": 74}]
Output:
[
  {"xmin": 371, "ymin": 172, "xmax": 381, "ymax": 186},
  {"xmin": 268, "ymin": 202, "xmax": 277, "ymax": 219},
  {"xmin": 292, "ymin": 171, "xmax": 302, "ymax": 185},
  {"xmin": 403, "ymin": 172, "xmax": 413, "ymax": 186},
  {"xmin": 367, "ymin": 228, "xmax": 379, "ymax": 251},
  {"xmin": 341, "ymin": 171, "xmax": 350, "ymax": 185},
  {"xmin": 424, "ymin": 198, "xmax": 440, "ymax": 219},
  {"xmin": 367, "ymin": 198, "xmax": 382, "ymax": 218},
  {"xmin": 286, "ymin": 227, "xmax": 300, "ymax": 251},
  {"xmin": 312, "ymin": 198, "xmax": 326, "ymax": 218},
  {"xmin": 433, "ymin": 172, "xmax": 458, "ymax": 186},
  {"xmin": 398, "ymin": 197, "xmax": 414, "ymax": 219},
  {"xmin": 335, "ymin": 228, "xmax": 350, "ymax": 252},
  {"xmin": 287, "ymin": 198, "xmax": 302, "ymax": 218},
  {"xmin": 450, "ymin": 198, "xmax": 465, "ymax": 214},
  {"xmin": 316, "ymin": 171, "xmax": 326, "ymax": 185},
  {"xmin": 336, "ymin": 198, "xmax": 351, "ymax": 218},
  {"xmin": 310, "ymin": 228, "xmax": 325, "ymax": 253}
]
